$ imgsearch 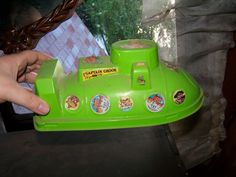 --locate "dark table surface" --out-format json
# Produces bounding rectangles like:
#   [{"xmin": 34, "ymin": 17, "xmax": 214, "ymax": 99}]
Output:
[{"xmin": 0, "ymin": 125, "xmax": 186, "ymax": 177}]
